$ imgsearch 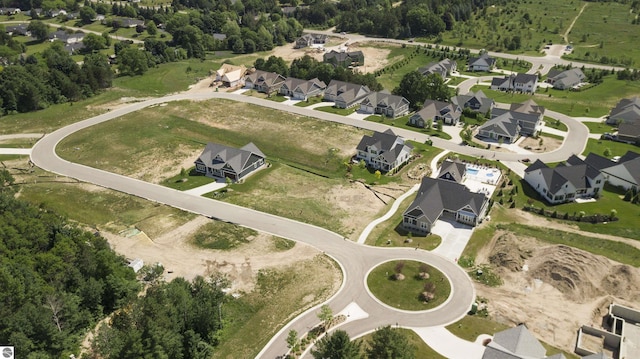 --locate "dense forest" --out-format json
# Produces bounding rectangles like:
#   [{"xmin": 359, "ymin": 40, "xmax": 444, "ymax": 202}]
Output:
[{"xmin": 0, "ymin": 177, "xmax": 140, "ymax": 358}]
